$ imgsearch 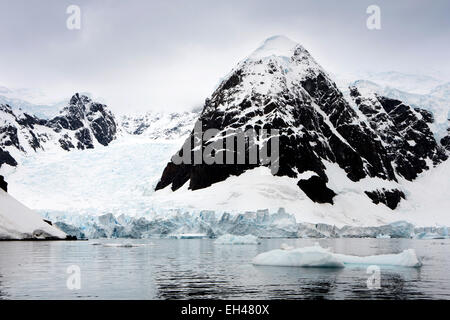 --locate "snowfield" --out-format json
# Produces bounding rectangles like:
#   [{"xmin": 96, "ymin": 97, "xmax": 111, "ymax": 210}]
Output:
[{"xmin": 0, "ymin": 188, "xmax": 66, "ymax": 239}]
